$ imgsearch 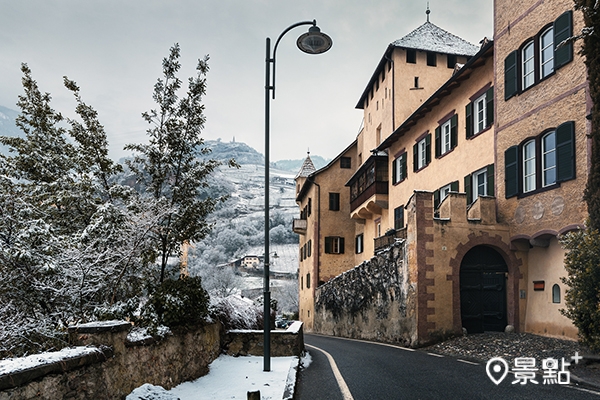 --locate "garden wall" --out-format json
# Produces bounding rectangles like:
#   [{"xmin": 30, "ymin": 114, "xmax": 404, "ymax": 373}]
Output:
[{"xmin": 0, "ymin": 320, "xmax": 305, "ymax": 399}]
